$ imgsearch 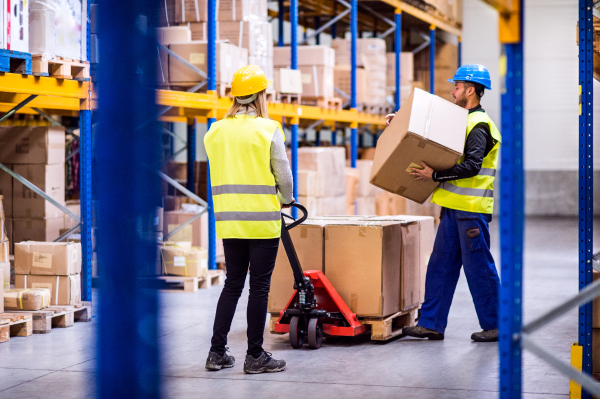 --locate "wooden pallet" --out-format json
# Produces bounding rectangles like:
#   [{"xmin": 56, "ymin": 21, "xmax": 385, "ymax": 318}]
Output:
[
  {"xmin": 5, "ymin": 301, "xmax": 92, "ymax": 334},
  {"xmin": 269, "ymin": 313, "xmax": 285, "ymax": 335},
  {"xmin": 156, "ymin": 269, "xmax": 225, "ymax": 292},
  {"xmin": 277, "ymin": 93, "xmax": 301, "ymax": 105},
  {"xmin": 0, "ymin": 49, "xmax": 32, "ymax": 74},
  {"xmin": 302, "ymin": 96, "xmax": 342, "ymax": 110},
  {"xmin": 358, "ymin": 104, "xmax": 387, "ymax": 115},
  {"xmin": 0, "ymin": 313, "xmax": 33, "ymax": 343},
  {"xmin": 360, "ymin": 307, "xmax": 419, "ymax": 341},
  {"xmin": 32, "ymin": 56, "xmax": 90, "ymax": 80}
]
